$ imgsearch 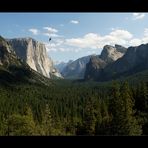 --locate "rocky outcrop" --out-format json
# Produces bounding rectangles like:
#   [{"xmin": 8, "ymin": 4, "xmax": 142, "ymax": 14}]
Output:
[
  {"xmin": 100, "ymin": 44, "xmax": 127, "ymax": 63},
  {"xmin": 84, "ymin": 44, "xmax": 127, "ymax": 80},
  {"xmin": 101, "ymin": 43, "xmax": 148, "ymax": 80},
  {"xmin": 0, "ymin": 36, "xmax": 22, "ymax": 67},
  {"xmin": 61, "ymin": 55, "xmax": 91, "ymax": 79},
  {"xmin": 8, "ymin": 38, "xmax": 62, "ymax": 78},
  {"xmin": 85, "ymin": 43, "xmax": 148, "ymax": 81},
  {"xmin": 115, "ymin": 44, "xmax": 127, "ymax": 53},
  {"xmin": 0, "ymin": 35, "xmax": 52, "ymax": 85}
]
